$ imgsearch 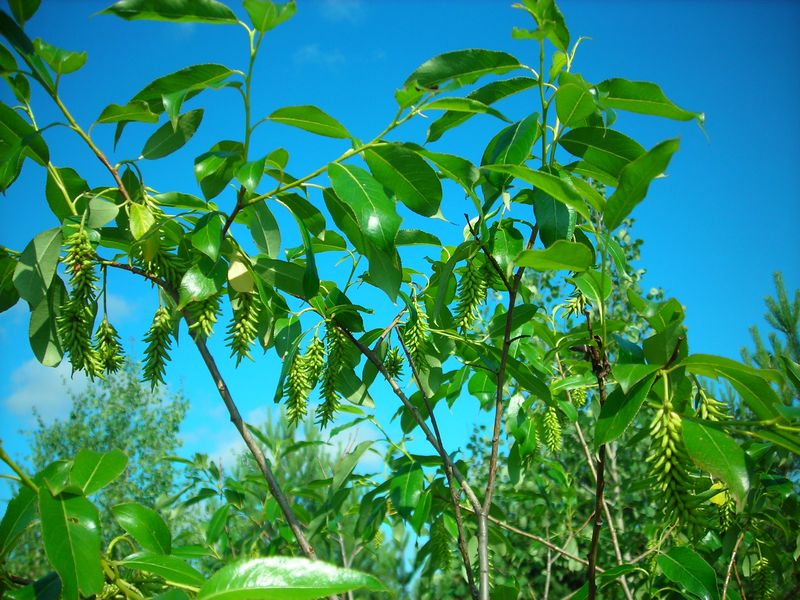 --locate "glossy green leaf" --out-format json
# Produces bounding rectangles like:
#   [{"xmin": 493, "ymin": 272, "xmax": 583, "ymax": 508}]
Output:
[
  {"xmin": 516, "ymin": 240, "xmax": 593, "ymax": 271},
  {"xmin": 0, "ymin": 12, "xmax": 54, "ymax": 90},
  {"xmin": 603, "ymin": 138, "xmax": 679, "ymax": 230},
  {"xmin": 194, "ymin": 140, "xmax": 244, "ymax": 200},
  {"xmin": 112, "ymin": 502, "xmax": 171, "ymax": 555},
  {"xmin": 533, "ymin": 189, "xmax": 575, "ymax": 247},
  {"xmin": 44, "ymin": 167, "xmax": 89, "ymax": 220},
  {"xmin": 153, "ymin": 191, "xmax": 209, "ymax": 211},
  {"xmin": 598, "ymin": 78, "xmax": 703, "ymax": 122},
  {"xmin": 559, "ymin": 127, "xmax": 645, "ymax": 180},
  {"xmin": 402, "ymin": 49, "xmax": 521, "ymax": 92},
  {"xmin": 490, "ymin": 220, "xmax": 524, "ymax": 277},
  {"xmin": 396, "ymin": 229, "xmax": 441, "ymax": 246},
  {"xmin": 424, "ymin": 97, "xmax": 507, "ymax": 121},
  {"xmin": 4, "ymin": 571, "xmax": 60, "ymax": 600},
  {"xmin": 246, "ymin": 203, "xmax": 281, "ymax": 259},
  {"xmin": 206, "ymin": 504, "xmax": 230, "ymax": 545},
  {"xmin": 0, "ymin": 485, "xmax": 36, "ymax": 557},
  {"xmin": 683, "ymin": 419, "xmax": 750, "ymax": 506},
  {"xmin": 100, "ymin": 0, "xmax": 238, "ymax": 24},
  {"xmin": 141, "ymin": 109, "xmax": 203, "ymax": 159},
  {"xmin": 427, "ymin": 76, "xmax": 536, "ymax": 142},
  {"xmin": 121, "ymin": 553, "xmax": 204, "ymax": 587},
  {"xmin": 390, "ymin": 462, "xmax": 423, "ymax": 509},
  {"xmin": 365, "ymin": 242, "xmax": 402, "ymax": 301},
  {"xmin": 129, "ymin": 203, "xmax": 155, "ymax": 239},
  {"xmin": 39, "ymin": 490, "xmax": 103, "ymax": 600},
  {"xmin": 178, "ymin": 257, "xmax": 227, "ymax": 305},
  {"xmin": 0, "ymin": 250, "xmax": 19, "ymax": 313},
  {"xmin": 266, "ymin": 105, "xmax": 350, "ymax": 139},
  {"xmin": 33, "ymin": 39, "xmax": 86, "ymax": 75},
  {"xmin": 571, "ymin": 269, "xmax": 611, "ymax": 307},
  {"xmin": 96, "ymin": 101, "xmax": 160, "ymax": 125},
  {"xmin": 680, "ymin": 354, "xmax": 782, "ymax": 421},
  {"xmin": 657, "ymin": 546, "xmax": 719, "ymax": 600},
  {"xmin": 130, "ymin": 64, "xmax": 236, "ymax": 114},
  {"xmin": 332, "ymin": 440, "xmax": 373, "ymax": 492},
  {"xmin": 276, "ymin": 192, "xmax": 325, "ymax": 236},
  {"xmin": 555, "ymin": 83, "xmax": 596, "ymax": 127},
  {"xmin": 611, "ymin": 363, "xmax": 660, "ymax": 394},
  {"xmin": 513, "ymin": 0, "xmax": 570, "ymax": 50},
  {"xmin": 190, "ymin": 212, "xmax": 224, "ymax": 261},
  {"xmin": 68, "ymin": 449, "xmax": 128, "ymax": 496},
  {"xmin": 482, "ymin": 112, "xmax": 540, "ymax": 172},
  {"xmin": 197, "ymin": 557, "xmax": 387, "ymax": 599},
  {"xmin": 235, "ymin": 157, "xmax": 266, "ymax": 193},
  {"xmin": 13, "ymin": 228, "xmax": 62, "ymax": 307},
  {"xmin": 255, "ymin": 258, "xmax": 306, "ymax": 299},
  {"xmin": 8, "ymin": 0, "xmax": 40, "ymax": 25},
  {"xmin": 27, "ymin": 276, "xmax": 66, "ymax": 367},
  {"xmin": 416, "ymin": 149, "xmax": 480, "ymax": 191},
  {"xmin": 595, "ymin": 374, "xmax": 656, "ymax": 446},
  {"xmin": 0, "ymin": 100, "xmax": 49, "ymax": 166},
  {"xmin": 364, "ymin": 143, "xmax": 442, "ymax": 217},
  {"xmin": 244, "ymin": 0, "xmax": 296, "ymax": 32},
  {"xmin": 328, "ymin": 163, "xmax": 401, "ymax": 252}
]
